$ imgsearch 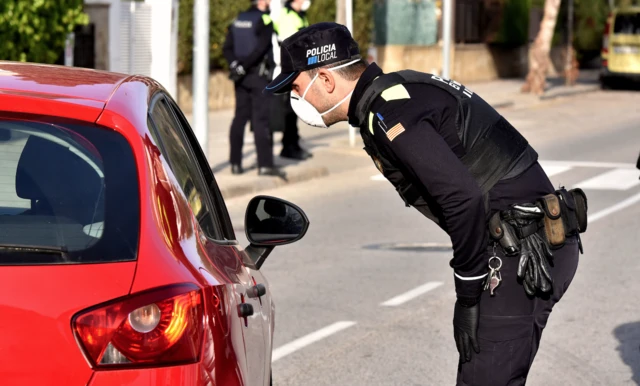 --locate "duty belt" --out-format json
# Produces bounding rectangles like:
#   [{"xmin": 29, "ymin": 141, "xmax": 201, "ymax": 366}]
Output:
[{"xmin": 489, "ymin": 187, "xmax": 589, "ymax": 255}]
